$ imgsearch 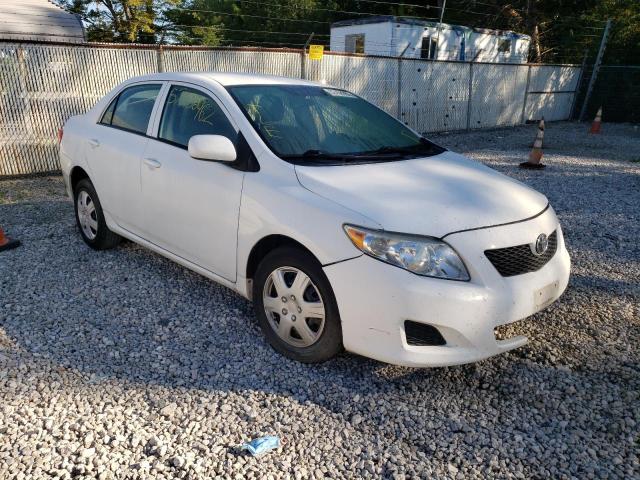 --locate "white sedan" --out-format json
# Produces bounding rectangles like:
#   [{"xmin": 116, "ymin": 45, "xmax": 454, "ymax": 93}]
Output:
[{"xmin": 59, "ymin": 72, "xmax": 570, "ymax": 367}]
